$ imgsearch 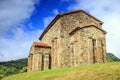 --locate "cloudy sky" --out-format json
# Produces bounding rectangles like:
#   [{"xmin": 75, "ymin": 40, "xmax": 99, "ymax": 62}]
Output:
[{"xmin": 0, "ymin": 0, "xmax": 120, "ymax": 61}]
